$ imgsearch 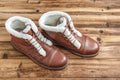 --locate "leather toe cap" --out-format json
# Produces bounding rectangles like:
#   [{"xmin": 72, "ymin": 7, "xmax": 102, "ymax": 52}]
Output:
[
  {"xmin": 49, "ymin": 51, "xmax": 68, "ymax": 68},
  {"xmin": 84, "ymin": 37, "xmax": 99, "ymax": 55}
]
